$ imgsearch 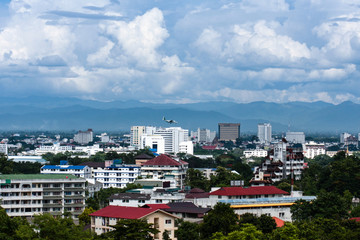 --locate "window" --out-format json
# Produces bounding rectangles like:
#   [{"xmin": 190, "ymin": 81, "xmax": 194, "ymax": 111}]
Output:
[
  {"xmin": 279, "ymin": 212, "xmax": 285, "ymax": 218},
  {"xmin": 165, "ymin": 219, "xmax": 172, "ymax": 224}
]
